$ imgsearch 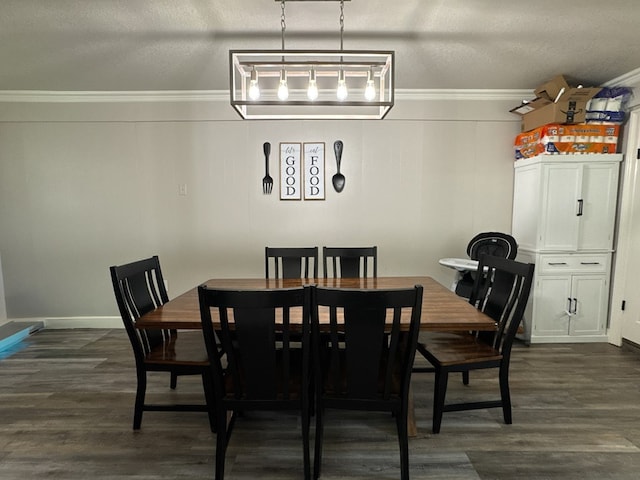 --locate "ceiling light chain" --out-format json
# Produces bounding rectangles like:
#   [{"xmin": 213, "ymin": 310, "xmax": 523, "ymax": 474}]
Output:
[
  {"xmin": 278, "ymin": 0, "xmax": 289, "ymax": 100},
  {"xmin": 339, "ymin": 0, "xmax": 344, "ymax": 52},
  {"xmin": 336, "ymin": 0, "xmax": 347, "ymax": 100},
  {"xmin": 281, "ymin": 0, "xmax": 286, "ymax": 51}
]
